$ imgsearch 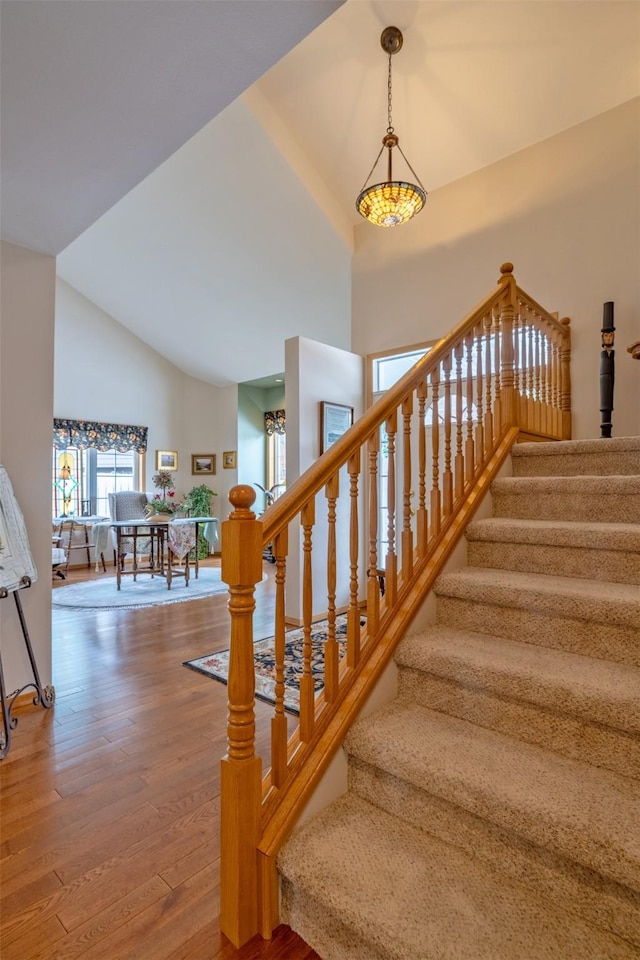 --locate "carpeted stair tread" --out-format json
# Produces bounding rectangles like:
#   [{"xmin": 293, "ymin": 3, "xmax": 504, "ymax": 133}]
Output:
[
  {"xmin": 466, "ymin": 517, "xmax": 640, "ymax": 551},
  {"xmin": 345, "ymin": 701, "xmax": 640, "ymax": 892},
  {"xmin": 512, "ymin": 437, "xmax": 640, "ymax": 476},
  {"xmin": 397, "ymin": 627, "xmax": 640, "ymax": 734},
  {"xmin": 491, "ymin": 475, "xmax": 640, "ymax": 523},
  {"xmin": 465, "ymin": 517, "xmax": 640, "ymax": 583},
  {"xmin": 278, "ymin": 792, "xmax": 637, "ymax": 960},
  {"xmin": 435, "ymin": 567, "xmax": 640, "ymax": 628}
]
